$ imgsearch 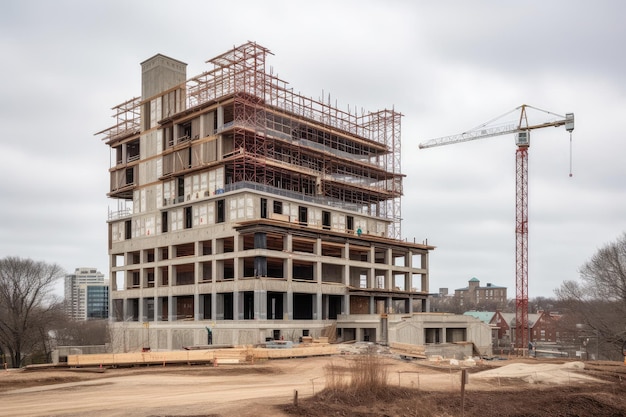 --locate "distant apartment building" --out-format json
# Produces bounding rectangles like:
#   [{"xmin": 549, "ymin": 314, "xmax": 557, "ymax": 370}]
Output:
[
  {"xmin": 64, "ymin": 268, "xmax": 109, "ymax": 320},
  {"xmin": 96, "ymin": 42, "xmax": 435, "ymax": 351},
  {"xmin": 455, "ymin": 277, "xmax": 507, "ymax": 307}
]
